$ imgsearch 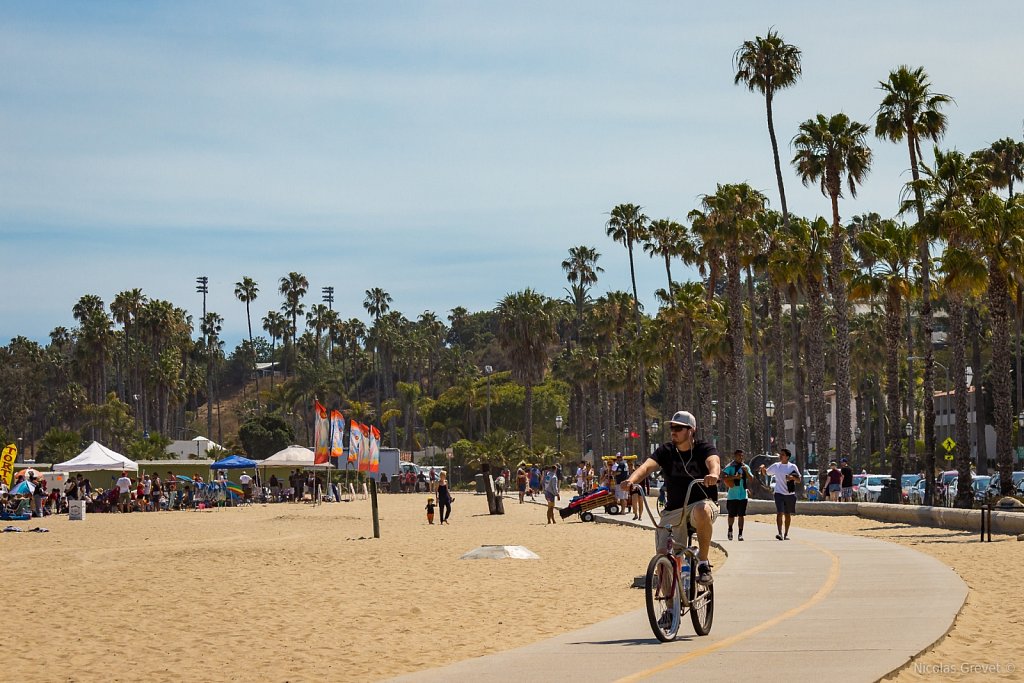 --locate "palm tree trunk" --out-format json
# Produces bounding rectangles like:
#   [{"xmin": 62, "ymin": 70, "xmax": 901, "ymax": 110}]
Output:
[
  {"xmin": 747, "ymin": 266, "xmax": 764, "ymax": 453},
  {"xmin": 766, "ymin": 93, "xmax": 790, "ymax": 222},
  {"xmin": 806, "ymin": 277, "xmax": 828, "ymax": 468},
  {"xmin": 906, "ymin": 294, "xmax": 916, "ymax": 471},
  {"xmin": 787, "ymin": 287, "xmax": 807, "ymax": 469},
  {"xmin": 971, "ymin": 308, "xmax": 987, "ymax": 476},
  {"xmin": 827, "ymin": 194, "xmax": 853, "ymax": 462},
  {"xmin": 727, "ymin": 254, "xmax": 749, "ymax": 451},
  {"xmin": 906, "ymin": 130, "xmax": 937, "ymax": 506},
  {"xmin": 886, "ymin": 288, "xmax": 904, "ymax": 486},
  {"xmin": 697, "ymin": 355, "xmax": 712, "ymax": 443},
  {"xmin": 771, "ymin": 289, "xmax": 786, "ymax": 449},
  {"xmin": 949, "ymin": 297, "xmax": 973, "ymax": 507},
  {"xmin": 989, "ymin": 267, "xmax": 1014, "ymax": 494}
]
